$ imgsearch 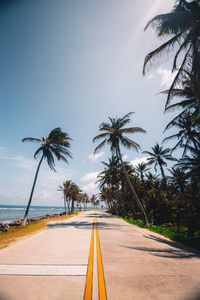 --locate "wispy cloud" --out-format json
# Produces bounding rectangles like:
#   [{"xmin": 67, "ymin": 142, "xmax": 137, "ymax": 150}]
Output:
[
  {"xmin": 0, "ymin": 154, "xmax": 36, "ymax": 170},
  {"xmin": 81, "ymin": 182, "xmax": 98, "ymax": 195},
  {"xmin": 80, "ymin": 171, "xmax": 99, "ymax": 182},
  {"xmin": 87, "ymin": 152, "xmax": 105, "ymax": 162},
  {"xmin": 80, "ymin": 171, "xmax": 99, "ymax": 195},
  {"xmin": 130, "ymin": 156, "xmax": 149, "ymax": 167},
  {"xmin": 0, "ymin": 146, "xmax": 7, "ymax": 155},
  {"xmin": 157, "ymin": 67, "xmax": 176, "ymax": 88}
]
